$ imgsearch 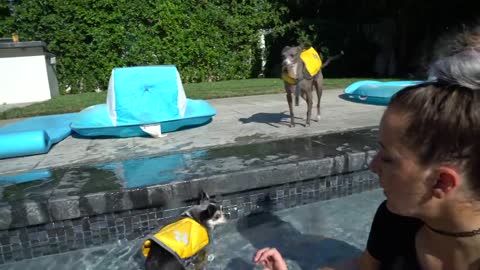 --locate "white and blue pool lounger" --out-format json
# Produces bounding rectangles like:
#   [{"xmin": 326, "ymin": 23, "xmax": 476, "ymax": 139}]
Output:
[{"xmin": 71, "ymin": 65, "xmax": 216, "ymax": 138}]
